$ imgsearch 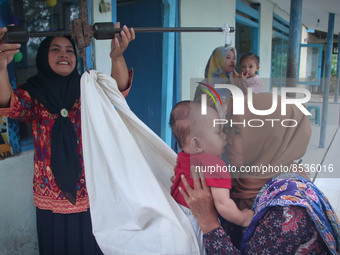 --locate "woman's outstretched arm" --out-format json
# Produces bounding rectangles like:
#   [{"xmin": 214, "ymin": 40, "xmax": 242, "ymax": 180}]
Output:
[
  {"xmin": 0, "ymin": 26, "xmax": 20, "ymax": 107},
  {"xmin": 110, "ymin": 22, "xmax": 135, "ymax": 92}
]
